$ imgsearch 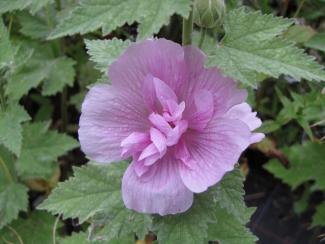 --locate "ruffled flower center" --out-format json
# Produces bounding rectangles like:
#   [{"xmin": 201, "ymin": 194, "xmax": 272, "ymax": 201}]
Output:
[
  {"xmin": 120, "ymin": 75, "xmax": 216, "ymax": 177},
  {"xmin": 121, "ymin": 99, "xmax": 188, "ymax": 173}
]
